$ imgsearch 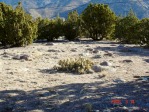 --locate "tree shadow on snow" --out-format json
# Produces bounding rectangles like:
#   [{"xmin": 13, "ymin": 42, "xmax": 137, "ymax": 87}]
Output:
[
  {"xmin": 94, "ymin": 45, "xmax": 149, "ymax": 57},
  {"xmin": 0, "ymin": 79, "xmax": 149, "ymax": 112}
]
